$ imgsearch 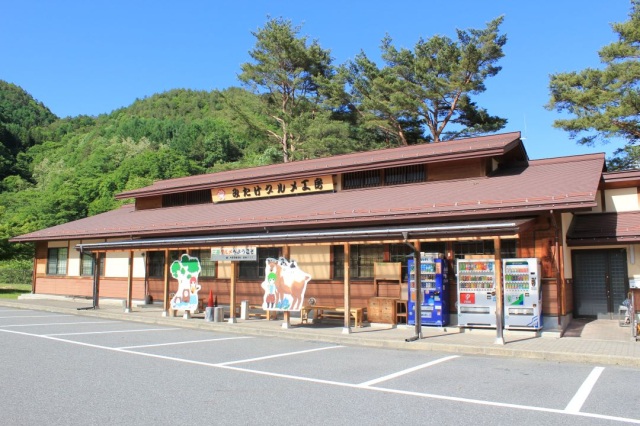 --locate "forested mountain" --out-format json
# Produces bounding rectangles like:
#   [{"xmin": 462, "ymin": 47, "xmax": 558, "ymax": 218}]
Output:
[
  {"xmin": 0, "ymin": 17, "xmax": 512, "ymax": 261},
  {"xmin": 0, "ymin": 83, "xmax": 385, "ymax": 260}
]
